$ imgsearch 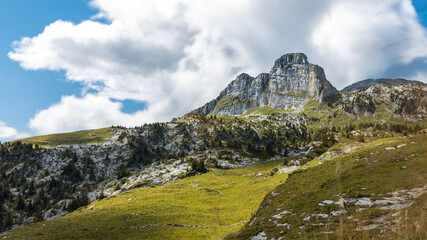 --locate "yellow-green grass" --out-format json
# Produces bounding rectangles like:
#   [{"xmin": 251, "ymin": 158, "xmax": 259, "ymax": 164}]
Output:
[
  {"xmin": 5, "ymin": 158, "xmax": 296, "ymax": 240},
  {"xmin": 16, "ymin": 127, "xmax": 114, "ymax": 146},
  {"xmin": 299, "ymin": 100, "xmax": 353, "ymax": 129},
  {"xmin": 229, "ymin": 134, "xmax": 427, "ymax": 239}
]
